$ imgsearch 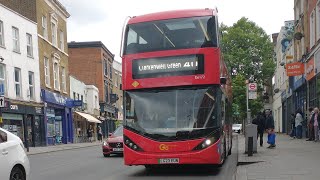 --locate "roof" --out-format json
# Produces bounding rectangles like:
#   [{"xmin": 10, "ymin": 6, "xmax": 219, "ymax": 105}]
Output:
[
  {"xmin": 68, "ymin": 41, "xmax": 114, "ymax": 58},
  {"xmin": 128, "ymin": 9, "xmax": 216, "ymax": 24}
]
